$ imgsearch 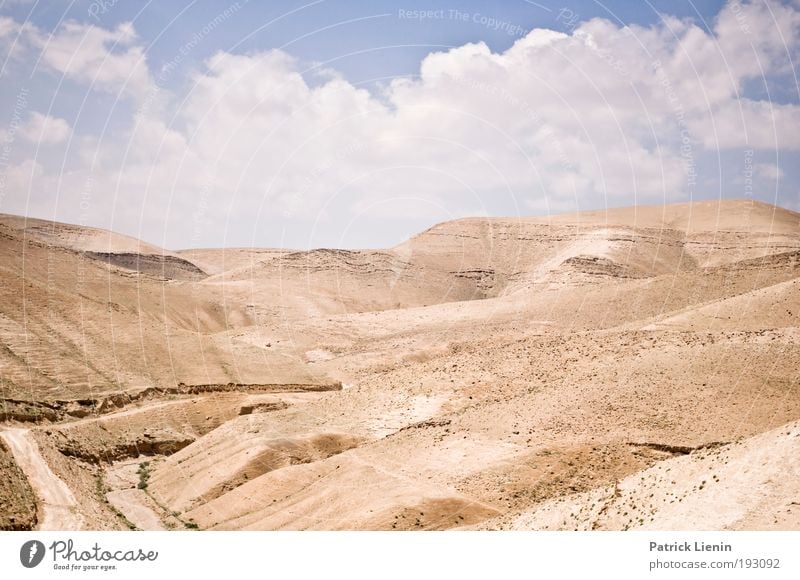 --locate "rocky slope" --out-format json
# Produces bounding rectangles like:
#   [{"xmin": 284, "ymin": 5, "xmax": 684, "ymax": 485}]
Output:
[{"xmin": 1, "ymin": 199, "xmax": 798, "ymax": 530}]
